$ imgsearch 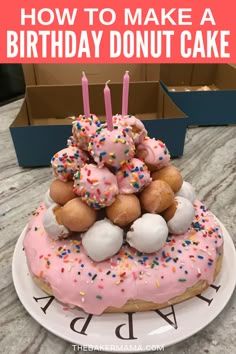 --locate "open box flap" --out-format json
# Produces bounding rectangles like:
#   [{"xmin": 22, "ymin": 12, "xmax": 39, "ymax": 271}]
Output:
[
  {"xmin": 23, "ymin": 82, "xmax": 186, "ymax": 126},
  {"xmin": 22, "ymin": 64, "xmax": 160, "ymax": 86}
]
